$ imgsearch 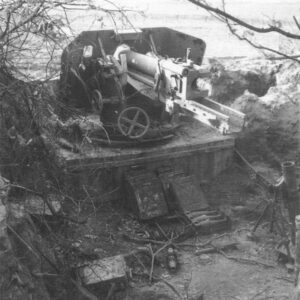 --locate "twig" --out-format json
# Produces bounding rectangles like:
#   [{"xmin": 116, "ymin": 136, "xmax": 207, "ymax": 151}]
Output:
[
  {"xmin": 195, "ymin": 242, "xmax": 238, "ymax": 255},
  {"xmin": 148, "ymin": 234, "xmax": 175, "ymax": 283},
  {"xmin": 57, "ymin": 213, "xmax": 87, "ymax": 225},
  {"xmin": 148, "ymin": 244, "xmax": 155, "ymax": 283},
  {"xmin": 221, "ymin": 6, "xmax": 300, "ymax": 63},
  {"xmin": 187, "ymin": 0, "xmax": 300, "ymax": 39},
  {"xmin": 7, "ymin": 224, "xmax": 40, "ymax": 259},
  {"xmin": 125, "ymin": 231, "xmax": 232, "ymax": 249},
  {"xmin": 249, "ymin": 286, "xmax": 270, "ymax": 300},
  {"xmin": 122, "ymin": 233, "xmax": 166, "ymax": 245},
  {"xmin": 274, "ymin": 276, "xmax": 294, "ymax": 283},
  {"xmin": 31, "ymin": 272, "xmax": 59, "ymax": 278},
  {"xmin": 34, "ymin": 243, "xmax": 60, "ymax": 273},
  {"xmin": 158, "ymin": 276, "xmax": 184, "ymax": 300},
  {"xmin": 148, "ymin": 241, "xmax": 172, "ymax": 283},
  {"xmin": 9, "ymin": 183, "xmax": 43, "ymax": 195},
  {"xmin": 218, "ymin": 249, "xmax": 276, "ymax": 268},
  {"xmin": 71, "ymin": 278, "xmax": 98, "ymax": 300},
  {"xmin": 155, "ymin": 222, "xmax": 169, "ymax": 241},
  {"xmin": 105, "ymin": 283, "xmax": 116, "ymax": 300},
  {"xmin": 293, "ymin": 16, "xmax": 300, "ymax": 31},
  {"xmin": 83, "ymin": 185, "xmax": 96, "ymax": 214},
  {"xmin": 177, "ymin": 232, "xmax": 230, "ymax": 248}
]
